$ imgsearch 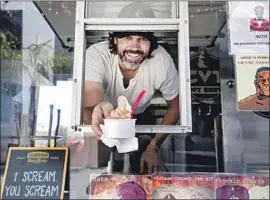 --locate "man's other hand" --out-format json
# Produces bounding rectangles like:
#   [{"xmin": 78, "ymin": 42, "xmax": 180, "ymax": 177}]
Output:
[
  {"xmin": 140, "ymin": 147, "xmax": 160, "ymax": 174},
  {"xmin": 92, "ymin": 101, "xmax": 114, "ymax": 139}
]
